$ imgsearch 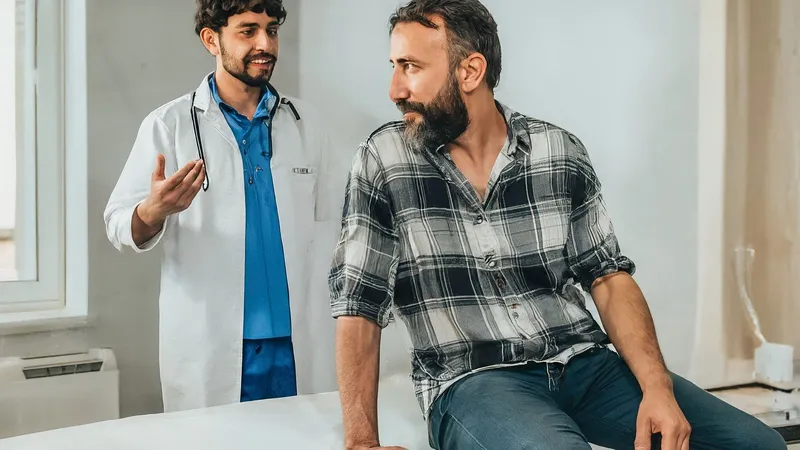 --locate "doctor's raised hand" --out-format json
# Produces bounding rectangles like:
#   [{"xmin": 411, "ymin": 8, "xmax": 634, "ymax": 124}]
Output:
[{"xmin": 132, "ymin": 154, "xmax": 205, "ymax": 248}]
